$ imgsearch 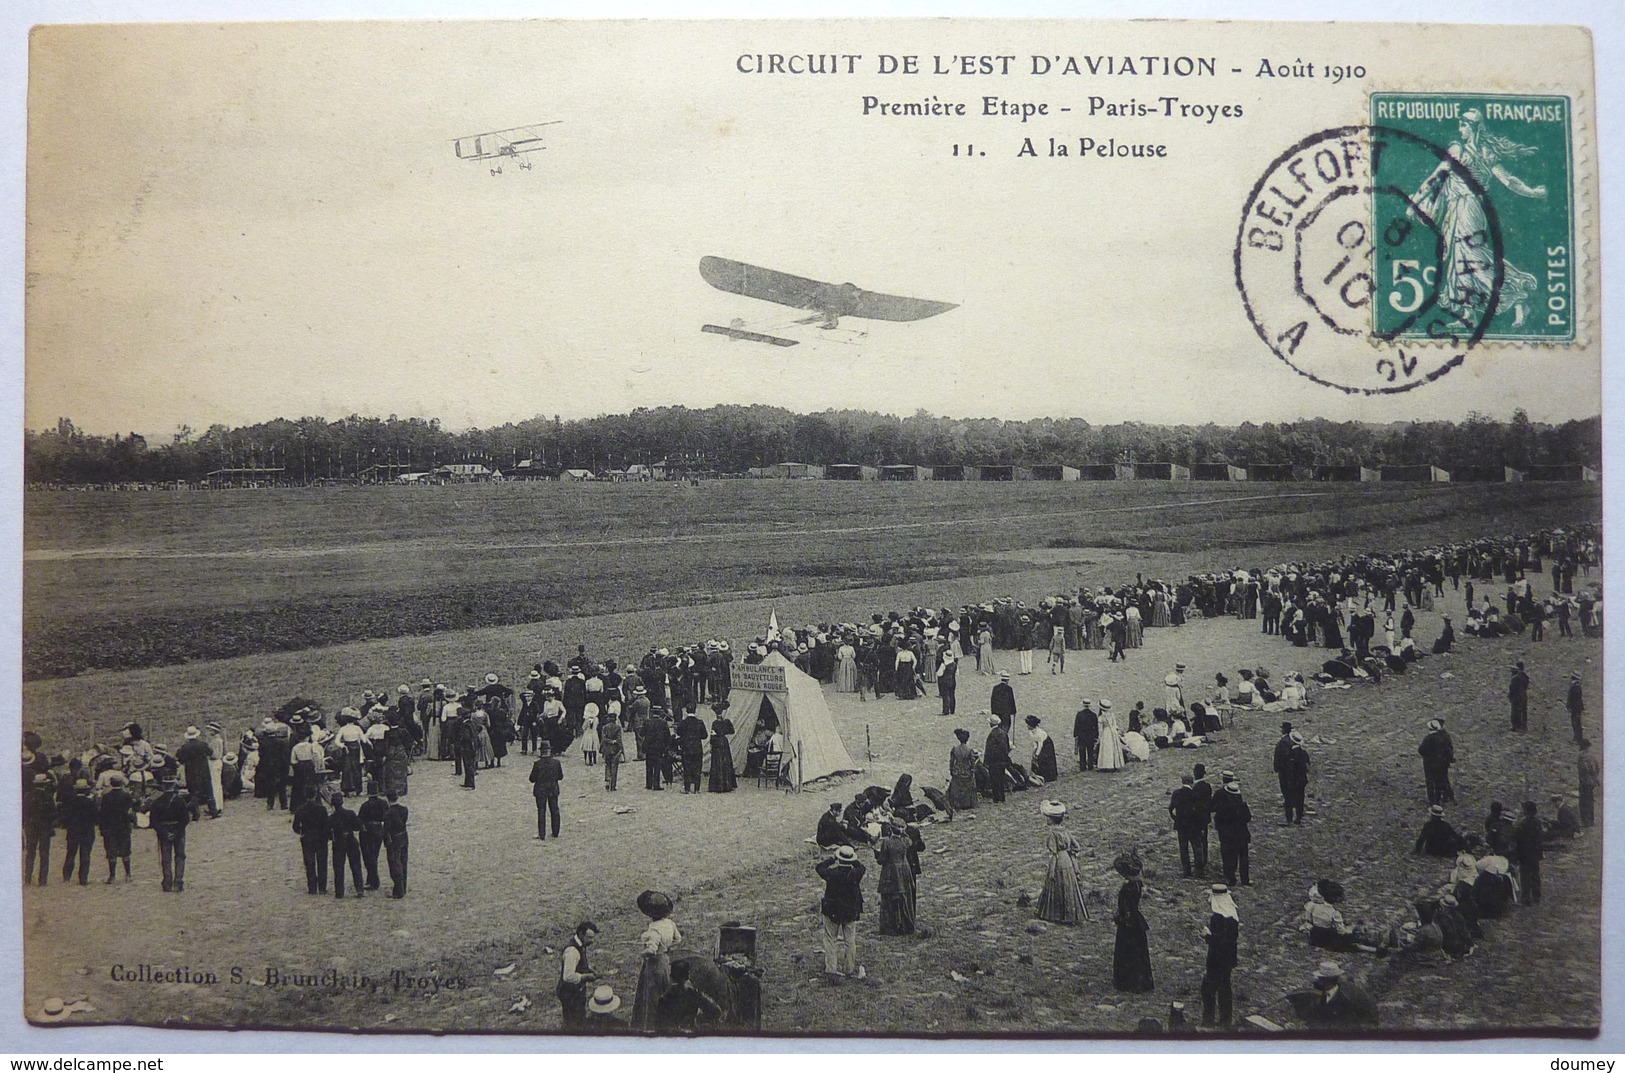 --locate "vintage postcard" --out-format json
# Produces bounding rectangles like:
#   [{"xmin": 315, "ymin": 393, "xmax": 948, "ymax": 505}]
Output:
[{"xmin": 18, "ymin": 16, "xmax": 1606, "ymax": 1041}]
